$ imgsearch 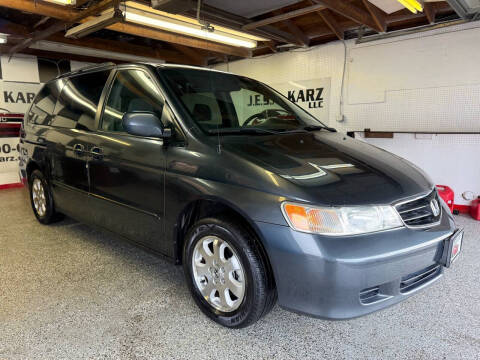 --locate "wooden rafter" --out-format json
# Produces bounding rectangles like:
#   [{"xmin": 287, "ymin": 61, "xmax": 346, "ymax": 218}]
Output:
[
  {"xmin": 0, "ymin": 20, "xmax": 201, "ymax": 65},
  {"xmin": 0, "ymin": 0, "xmax": 250, "ymax": 57},
  {"xmin": 243, "ymin": 4, "xmax": 326, "ymax": 30},
  {"xmin": 7, "ymin": 0, "xmax": 116, "ymax": 56},
  {"xmin": 272, "ymin": 10, "xmax": 309, "ymax": 46},
  {"xmin": 362, "ymin": 0, "xmax": 387, "ymax": 33},
  {"xmin": 318, "ymin": 9, "xmax": 344, "ymax": 40},
  {"xmin": 424, "ymin": 3, "xmax": 437, "ymax": 24},
  {"xmin": 311, "ymin": 0, "xmax": 383, "ymax": 32}
]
